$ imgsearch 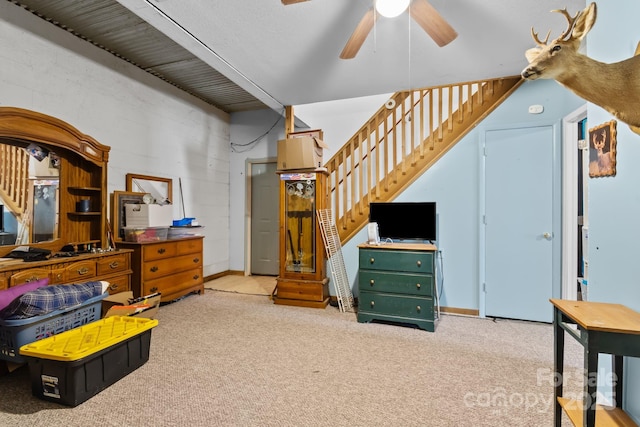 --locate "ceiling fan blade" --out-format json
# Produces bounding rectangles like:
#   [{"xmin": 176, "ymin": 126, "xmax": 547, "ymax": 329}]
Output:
[
  {"xmin": 281, "ymin": 0, "xmax": 310, "ymax": 5},
  {"xmin": 340, "ymin": 8, "xmax": 375, "ymax": 59},
  {"xmin": 409, "ymin": 0, "xmax": 457, "ymax": 47}
]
